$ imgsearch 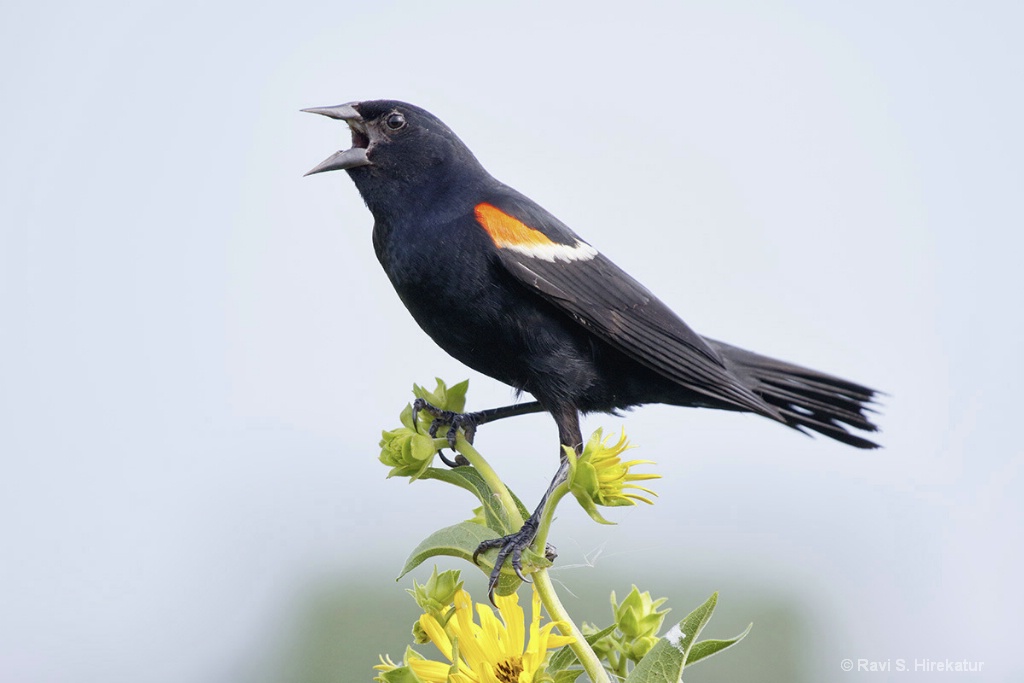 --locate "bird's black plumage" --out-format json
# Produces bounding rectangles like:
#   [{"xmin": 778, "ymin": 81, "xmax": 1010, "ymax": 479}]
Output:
[{"xmin": 304, "ymin": 99, "xmax": 881, "ymax": 594}]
